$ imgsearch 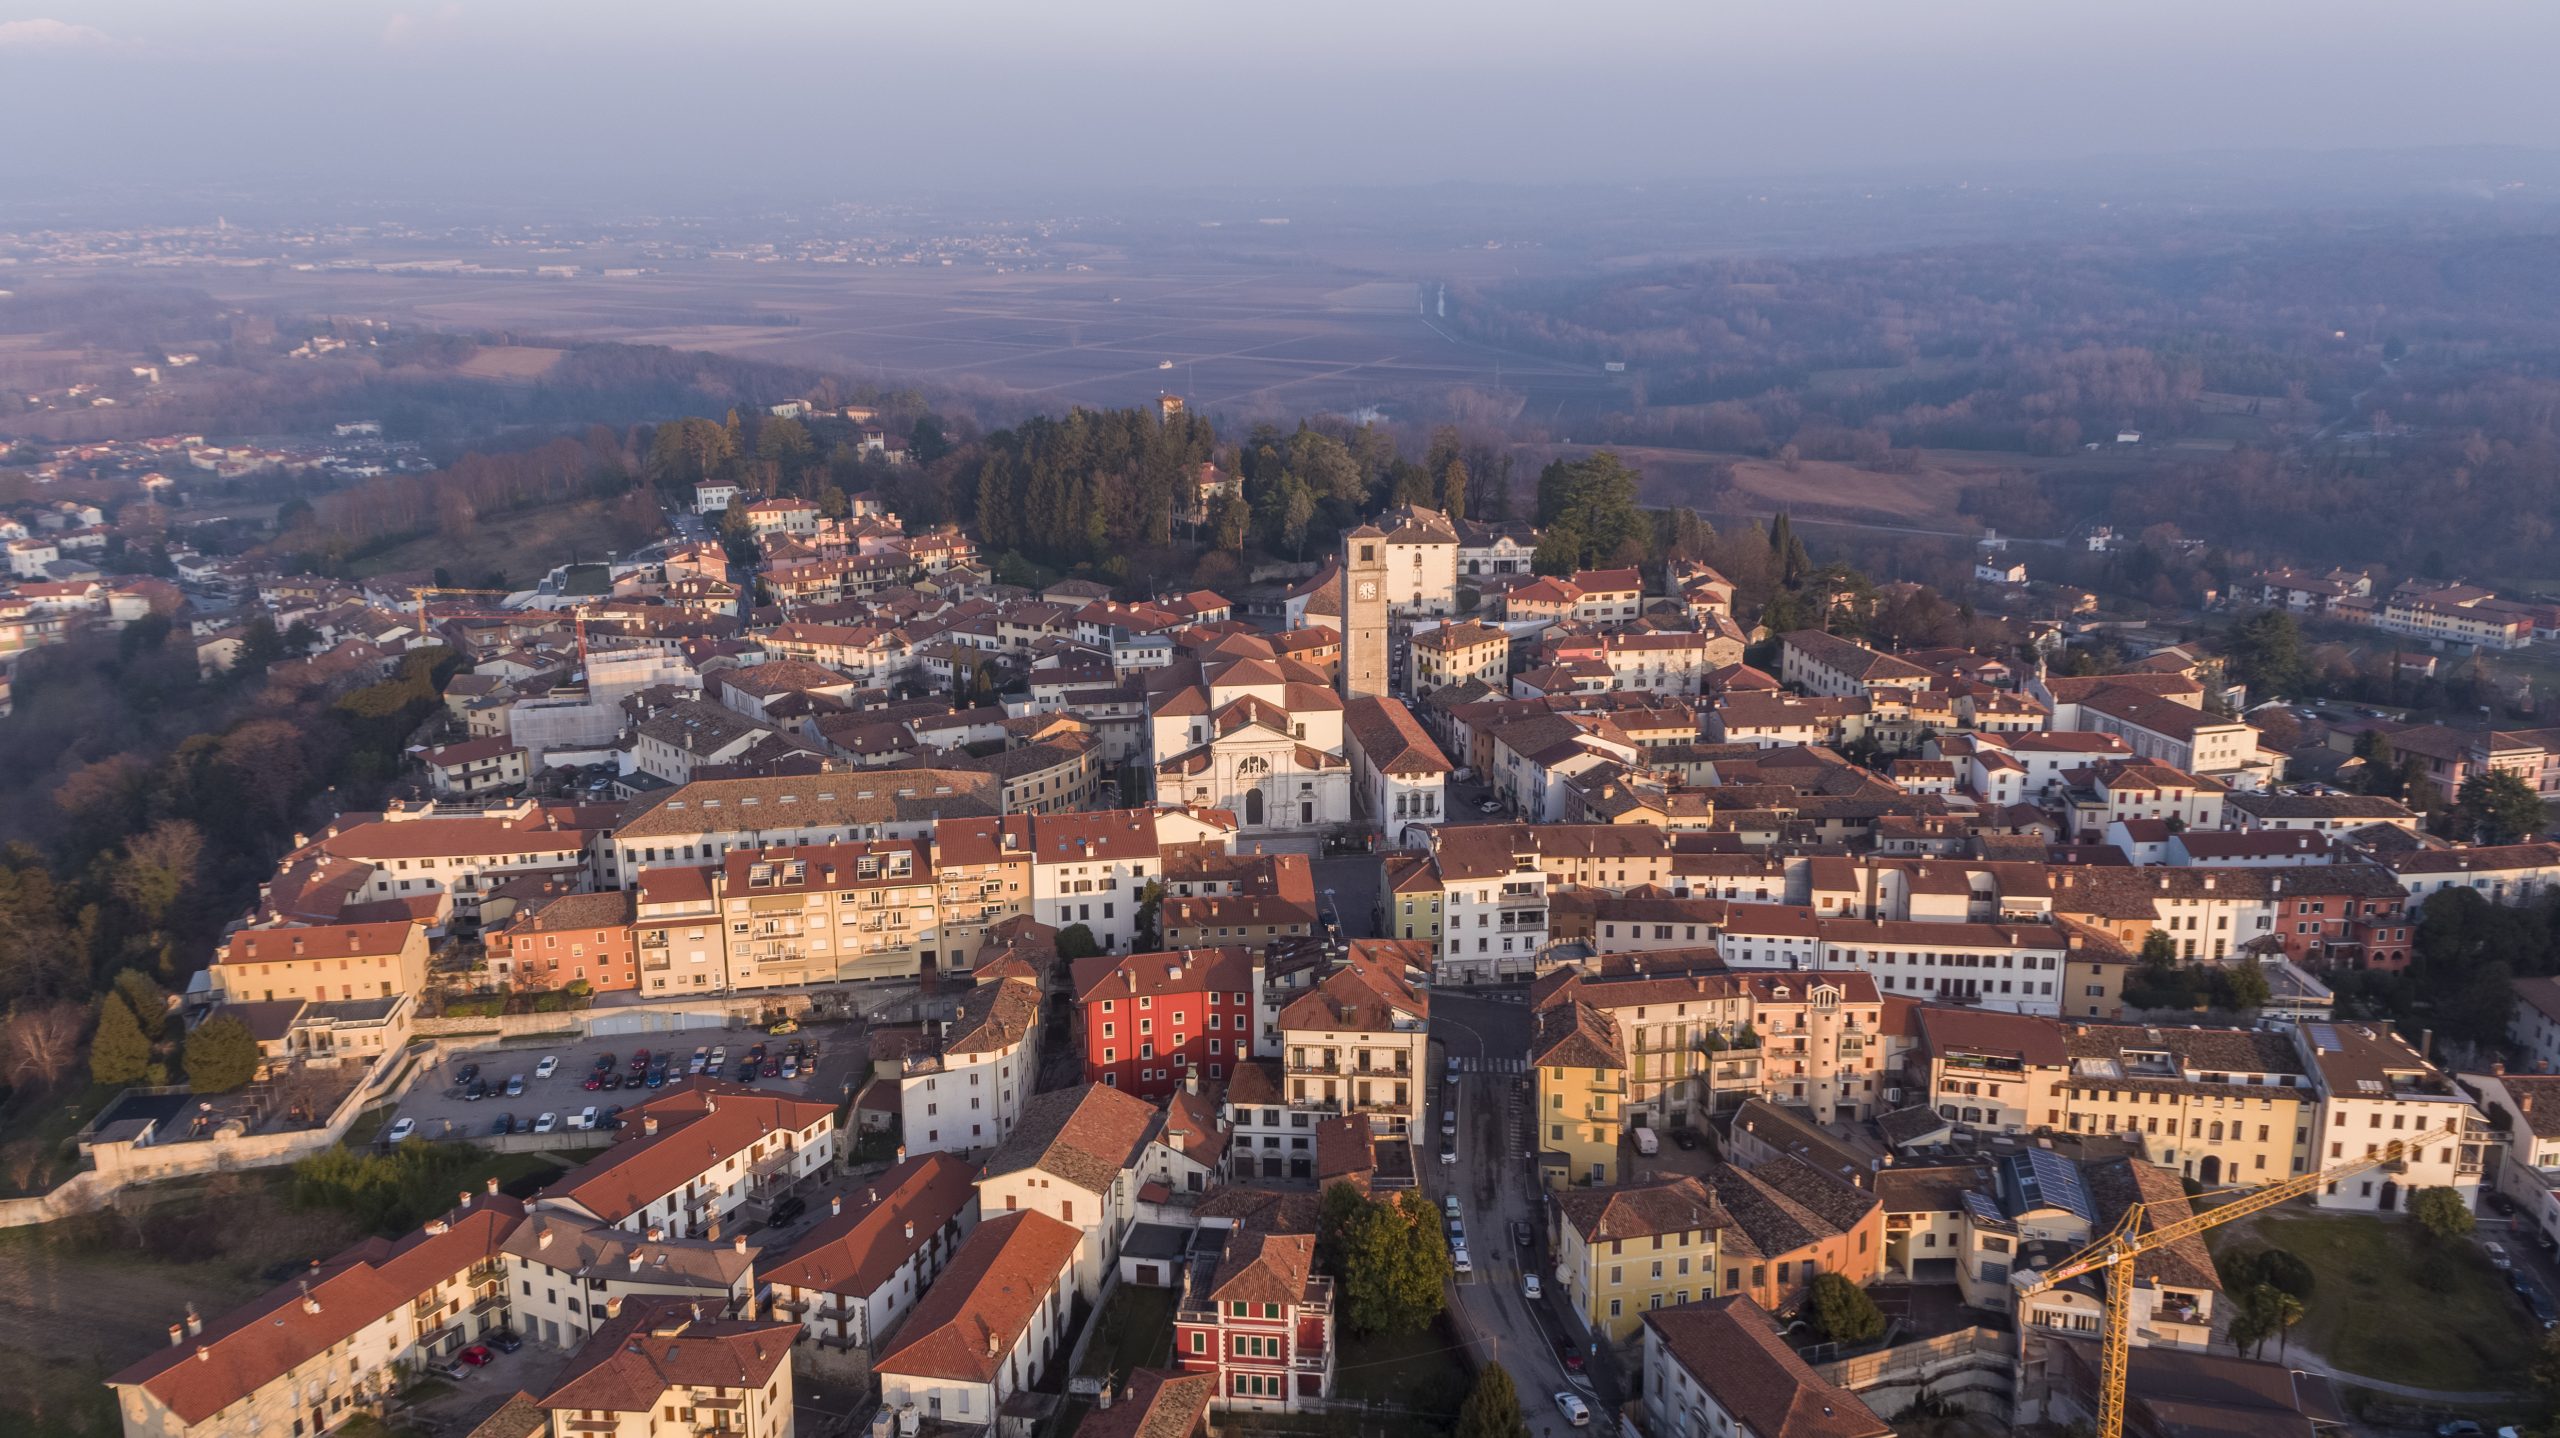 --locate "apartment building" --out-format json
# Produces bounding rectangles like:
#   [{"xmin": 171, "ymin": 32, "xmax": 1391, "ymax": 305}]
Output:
[
  {"xmin": 1270, "ymin": 941, "xmax": 1431, "ymax": 1139},
  {"xmin": 2294, "ymin": 1021, "xmax": 2485, "ymax": 1212},
  {"xmin": 758, "ymin": 1151, "xmax": 980, "ymax": 1353},
  {"xmin": 486, "ymin": 890, "xmax": 638, "ymax": 994},
  {"xmin": 1777, "ymin": 629, "xmax": 1937, "ymax": 699},
  {"xmin": 632, "ymin": 864, "xmax": 728, "ymax": 995},
  {"xmin": 718, "ymin": 841, "xmax": 941, "ymax": 986},
  {"xmin": 211, "ymin": 919, "xmax": 430, "ymax": 1006},
  {"xmin": 975, "ymin": 1083, "xmax": 1160, "ymax": 1303},
  {"xmin": 498, "ymin": 1209, "xmax": 757, "ymax": 1355},
  {"xmin": 900, "ymin": 974, "xmax": 1044, "ymax": 1156},
  {"xmin": 527, "ymin": 1299, "xmax": 798, "ymax": 1438},
  {"xmin": 107, "ymin": 1192, "xmax": 524, "ymax": 1438},
  {"xmin": 930, "ymin": 816, "xmax": 1034, "ymax": 973},
  {"xmin": 1552, "ymin": 1164, "xmax": 1882, "ymax": 1347},
  {"xmin": 1027, "ymin": 808, "xmax": 1190, "ymax": 954},
  {"xmin": 1641, "ymin": 1299, "xmax": 1891, "ymax": 1438},
  {"xmin": 606, "ymin": 772, "xmax": 999, "ymax": 888},
  {"xmin": 1158, "ymin": 847, "xmax": 1318, "ymax": 955},
  {"xmin": 1410, "ymin": 620, "xmax": 1509, "ymax": 698},
  {"xmin": 288, "ymin": 798, "xmax": 601, "ymax": 921},
  {"xmin": 1072, "ymin": 947, "xmax": 1260, "ymax": 1100},
  {"xmin": 873, "ymin": 1207, "xmax": 1081, "ymax": 1430},
  {"xmin": 537, "ymin": 1083, "xmax": 838, "ymax": 1240}
]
